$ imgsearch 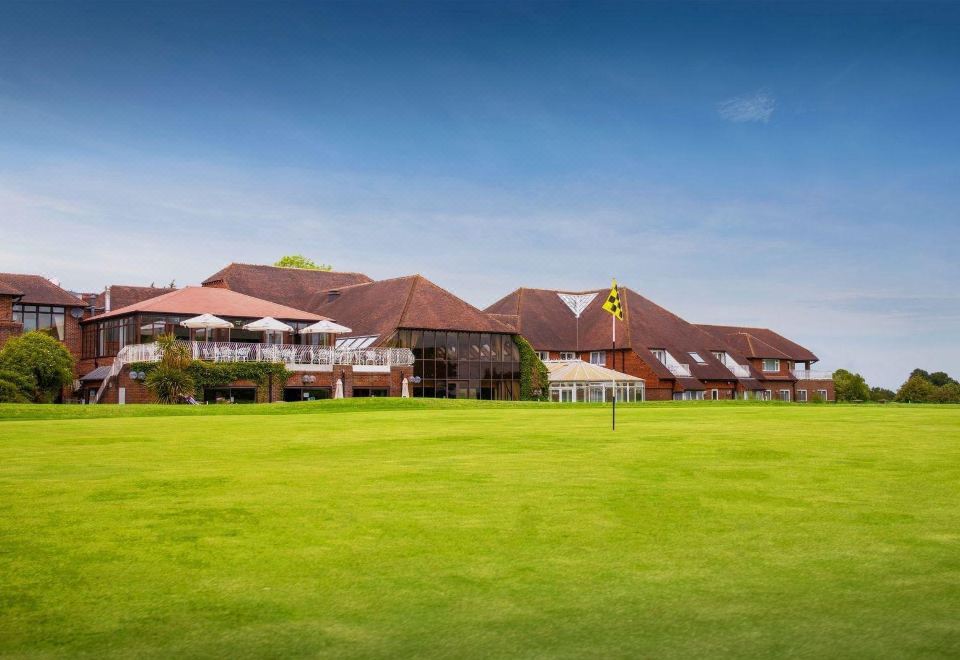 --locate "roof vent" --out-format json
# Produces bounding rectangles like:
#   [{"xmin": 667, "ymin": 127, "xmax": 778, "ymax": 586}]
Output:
[{"xmin": 327, "ymin": 290, "xmax": 341, "ymax": 302}]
